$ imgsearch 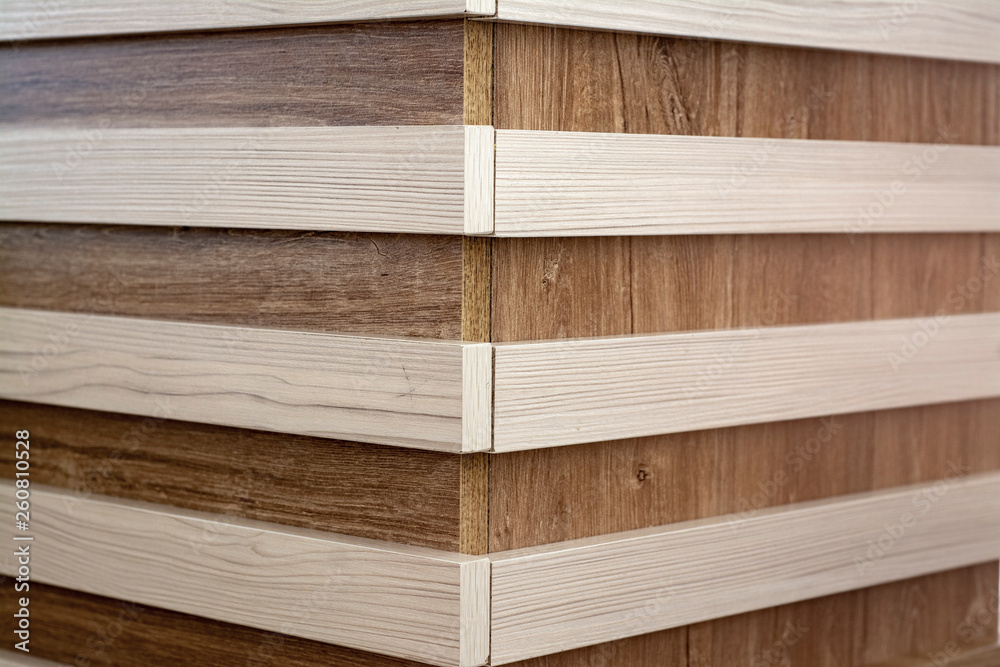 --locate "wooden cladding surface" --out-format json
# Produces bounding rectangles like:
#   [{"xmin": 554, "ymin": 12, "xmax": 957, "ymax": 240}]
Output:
[
  {"xmin": 3, "ymin": 569, "xmax": 996, "ymax": 667},
  {"xmin": 0, "ymin": 400, "xmax": 467, "ymax": 551},
  {"xmin": 0, "ymin": 483, "xmax": 491, "ymax": 667},
  {"xmin": 489, "ymin": 398, "xmax": 1000, "ymax": 550},
  {"xmin": 493, "ymin": 23, "xmax": 1000, "ymax": 145},
  {"xmin": 492, "ymin": 131, "xmax": 1000, "ymax": 235},
  {"xmin": 489, "ymin": 472, "xmax": 1000, "ymax": 663},
  {"xmin": 0, "ymin": 21, "xmax": 466, "ymax": 128},
  {"xmin": 0, "ymin": 224, "xmax": 465, "ymax": 339},
  {"xmin": 0, "ymin": 126, "xmax": 494, "ymax": 235},
  {"xmin": 0, "ymin": 1, "xmax": 493, "ymax": 41},
  {"xmin": 493, "ymin": 0, "xmax": 1000, "ymax": 64},
  {"xmin": 491, "ymin": 313, "xmax": 1000, "ymax": 451},
  {"xmin": 0, "ymin": 308, "xmax": 490, "ymax": 452}
]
